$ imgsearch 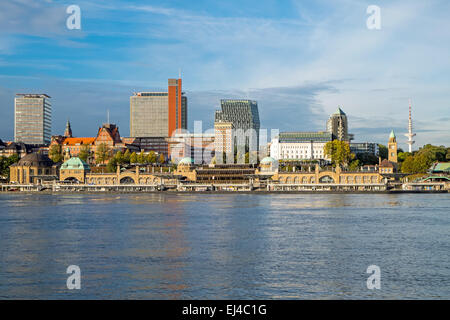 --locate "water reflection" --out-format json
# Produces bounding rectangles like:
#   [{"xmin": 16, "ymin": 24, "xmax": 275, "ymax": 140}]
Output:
[{"xmin": 0, "ymin": 193, "xmax": 449, "ymax": 299}]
